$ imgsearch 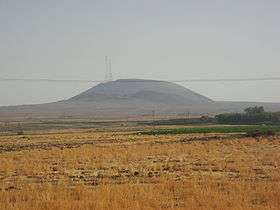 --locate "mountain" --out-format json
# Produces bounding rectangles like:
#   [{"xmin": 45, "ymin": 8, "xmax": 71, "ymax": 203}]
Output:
[
  {"xmin": 0, "ymin": 79, "xmax": 280, "ymax": 120},
  {"xmin": 69, "ymin": 79, "xmax": 212, "ymax": 104}
]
